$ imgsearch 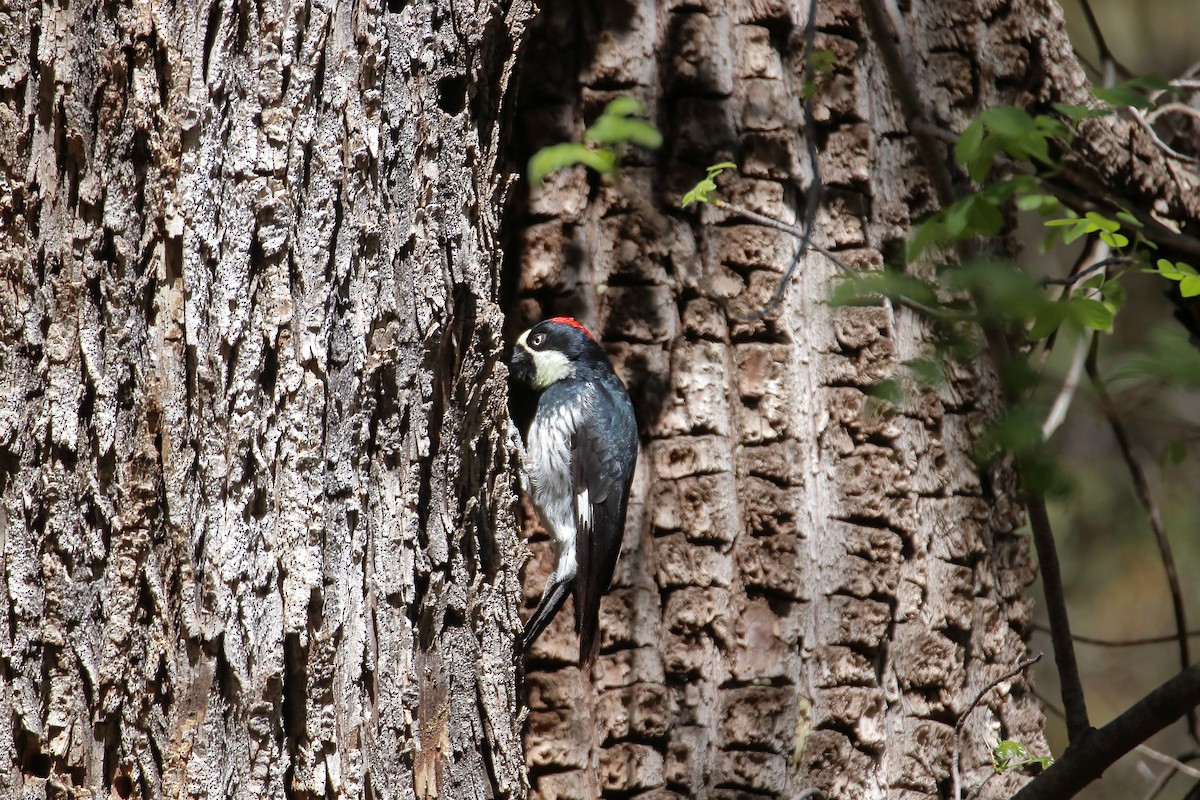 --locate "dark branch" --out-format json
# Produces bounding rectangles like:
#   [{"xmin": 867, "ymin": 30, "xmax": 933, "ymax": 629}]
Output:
[
  {"xmin": 1026, "ymin": 494, "xmax": 1093, "ymax": 744},
  {"xmin": 1077, "ymin": 0, "xmax": 1133, "ymax": 79},
  {"xmin": 1012, "ymin": 662, "xmax": 1200, "ymax": 800}
]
